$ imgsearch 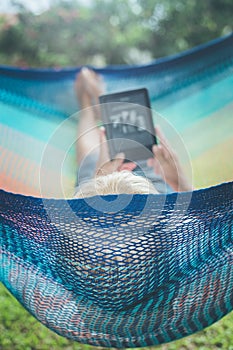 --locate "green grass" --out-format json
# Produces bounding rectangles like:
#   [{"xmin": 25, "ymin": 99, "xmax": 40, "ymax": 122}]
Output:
[{"xmin": 1, "ymin": 284, "xmax": 233, "ymax": 350}]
